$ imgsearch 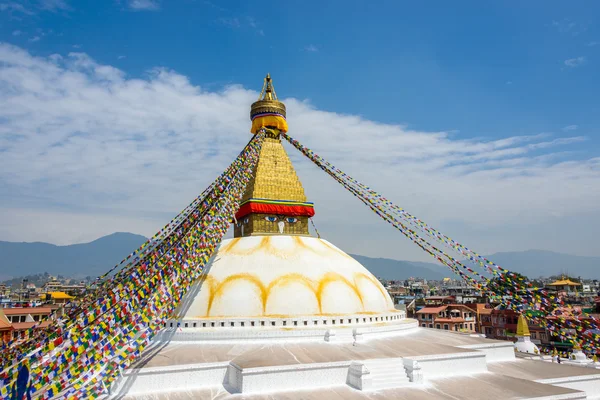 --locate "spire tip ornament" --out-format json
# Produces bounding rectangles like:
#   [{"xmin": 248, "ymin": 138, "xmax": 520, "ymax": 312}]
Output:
[{"xmin": 250, "ymin": 73, "xmax": 288, "ymax": 134}]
